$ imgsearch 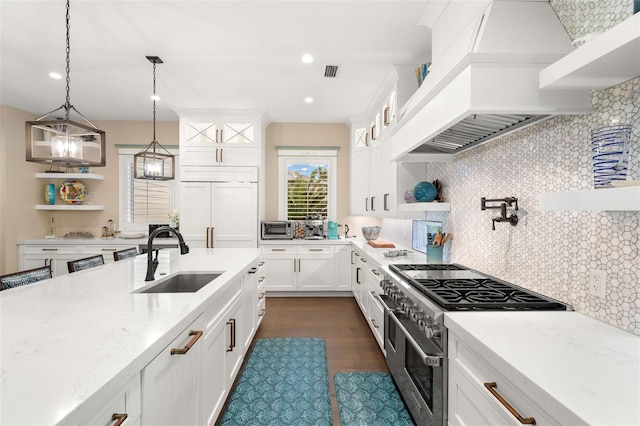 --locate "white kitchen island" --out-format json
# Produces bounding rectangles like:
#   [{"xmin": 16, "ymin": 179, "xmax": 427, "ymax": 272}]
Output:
[{"xmin": 0, "ymin": 247, "xmax": 261, "ymax": 425}]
